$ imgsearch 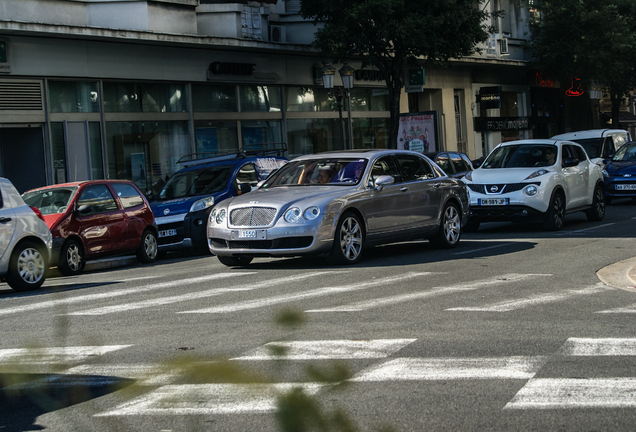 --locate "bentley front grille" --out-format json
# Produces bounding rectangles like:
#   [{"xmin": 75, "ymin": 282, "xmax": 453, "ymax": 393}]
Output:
[{"xmin": 230, "ymin": 207, "xmax": 277, "ymax": 227}]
